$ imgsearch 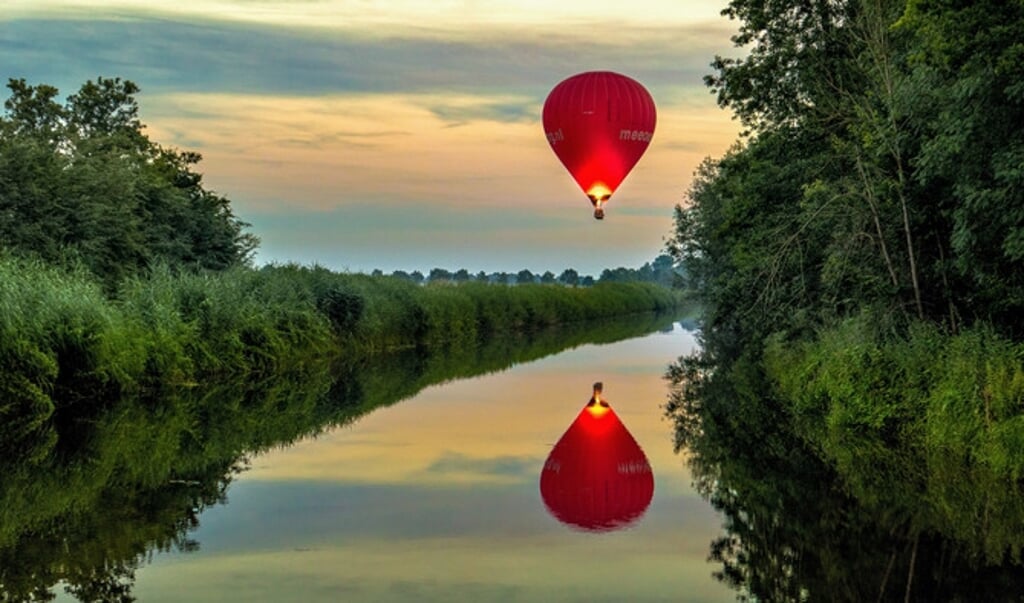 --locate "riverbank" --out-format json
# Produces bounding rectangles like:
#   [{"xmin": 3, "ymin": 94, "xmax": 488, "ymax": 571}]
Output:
[{"xmin": 0, "ymin": 256, "xmax": 684, "ymax": 411}]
